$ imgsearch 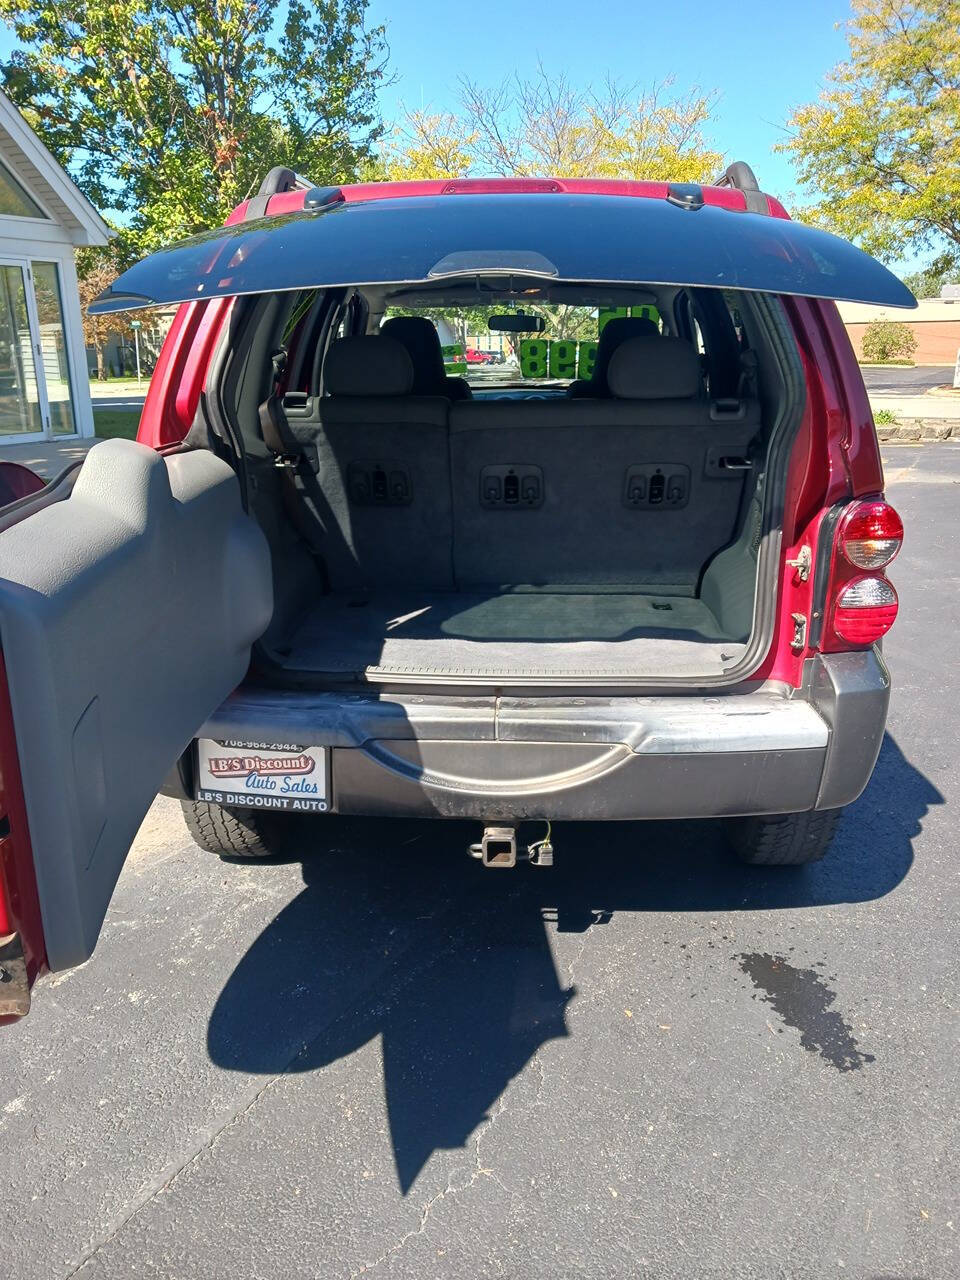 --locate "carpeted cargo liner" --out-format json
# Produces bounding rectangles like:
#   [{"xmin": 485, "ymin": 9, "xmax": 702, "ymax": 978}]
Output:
[{"xmin": 280, "ymin": 586, "xmax": 746, "ymax": 680}]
